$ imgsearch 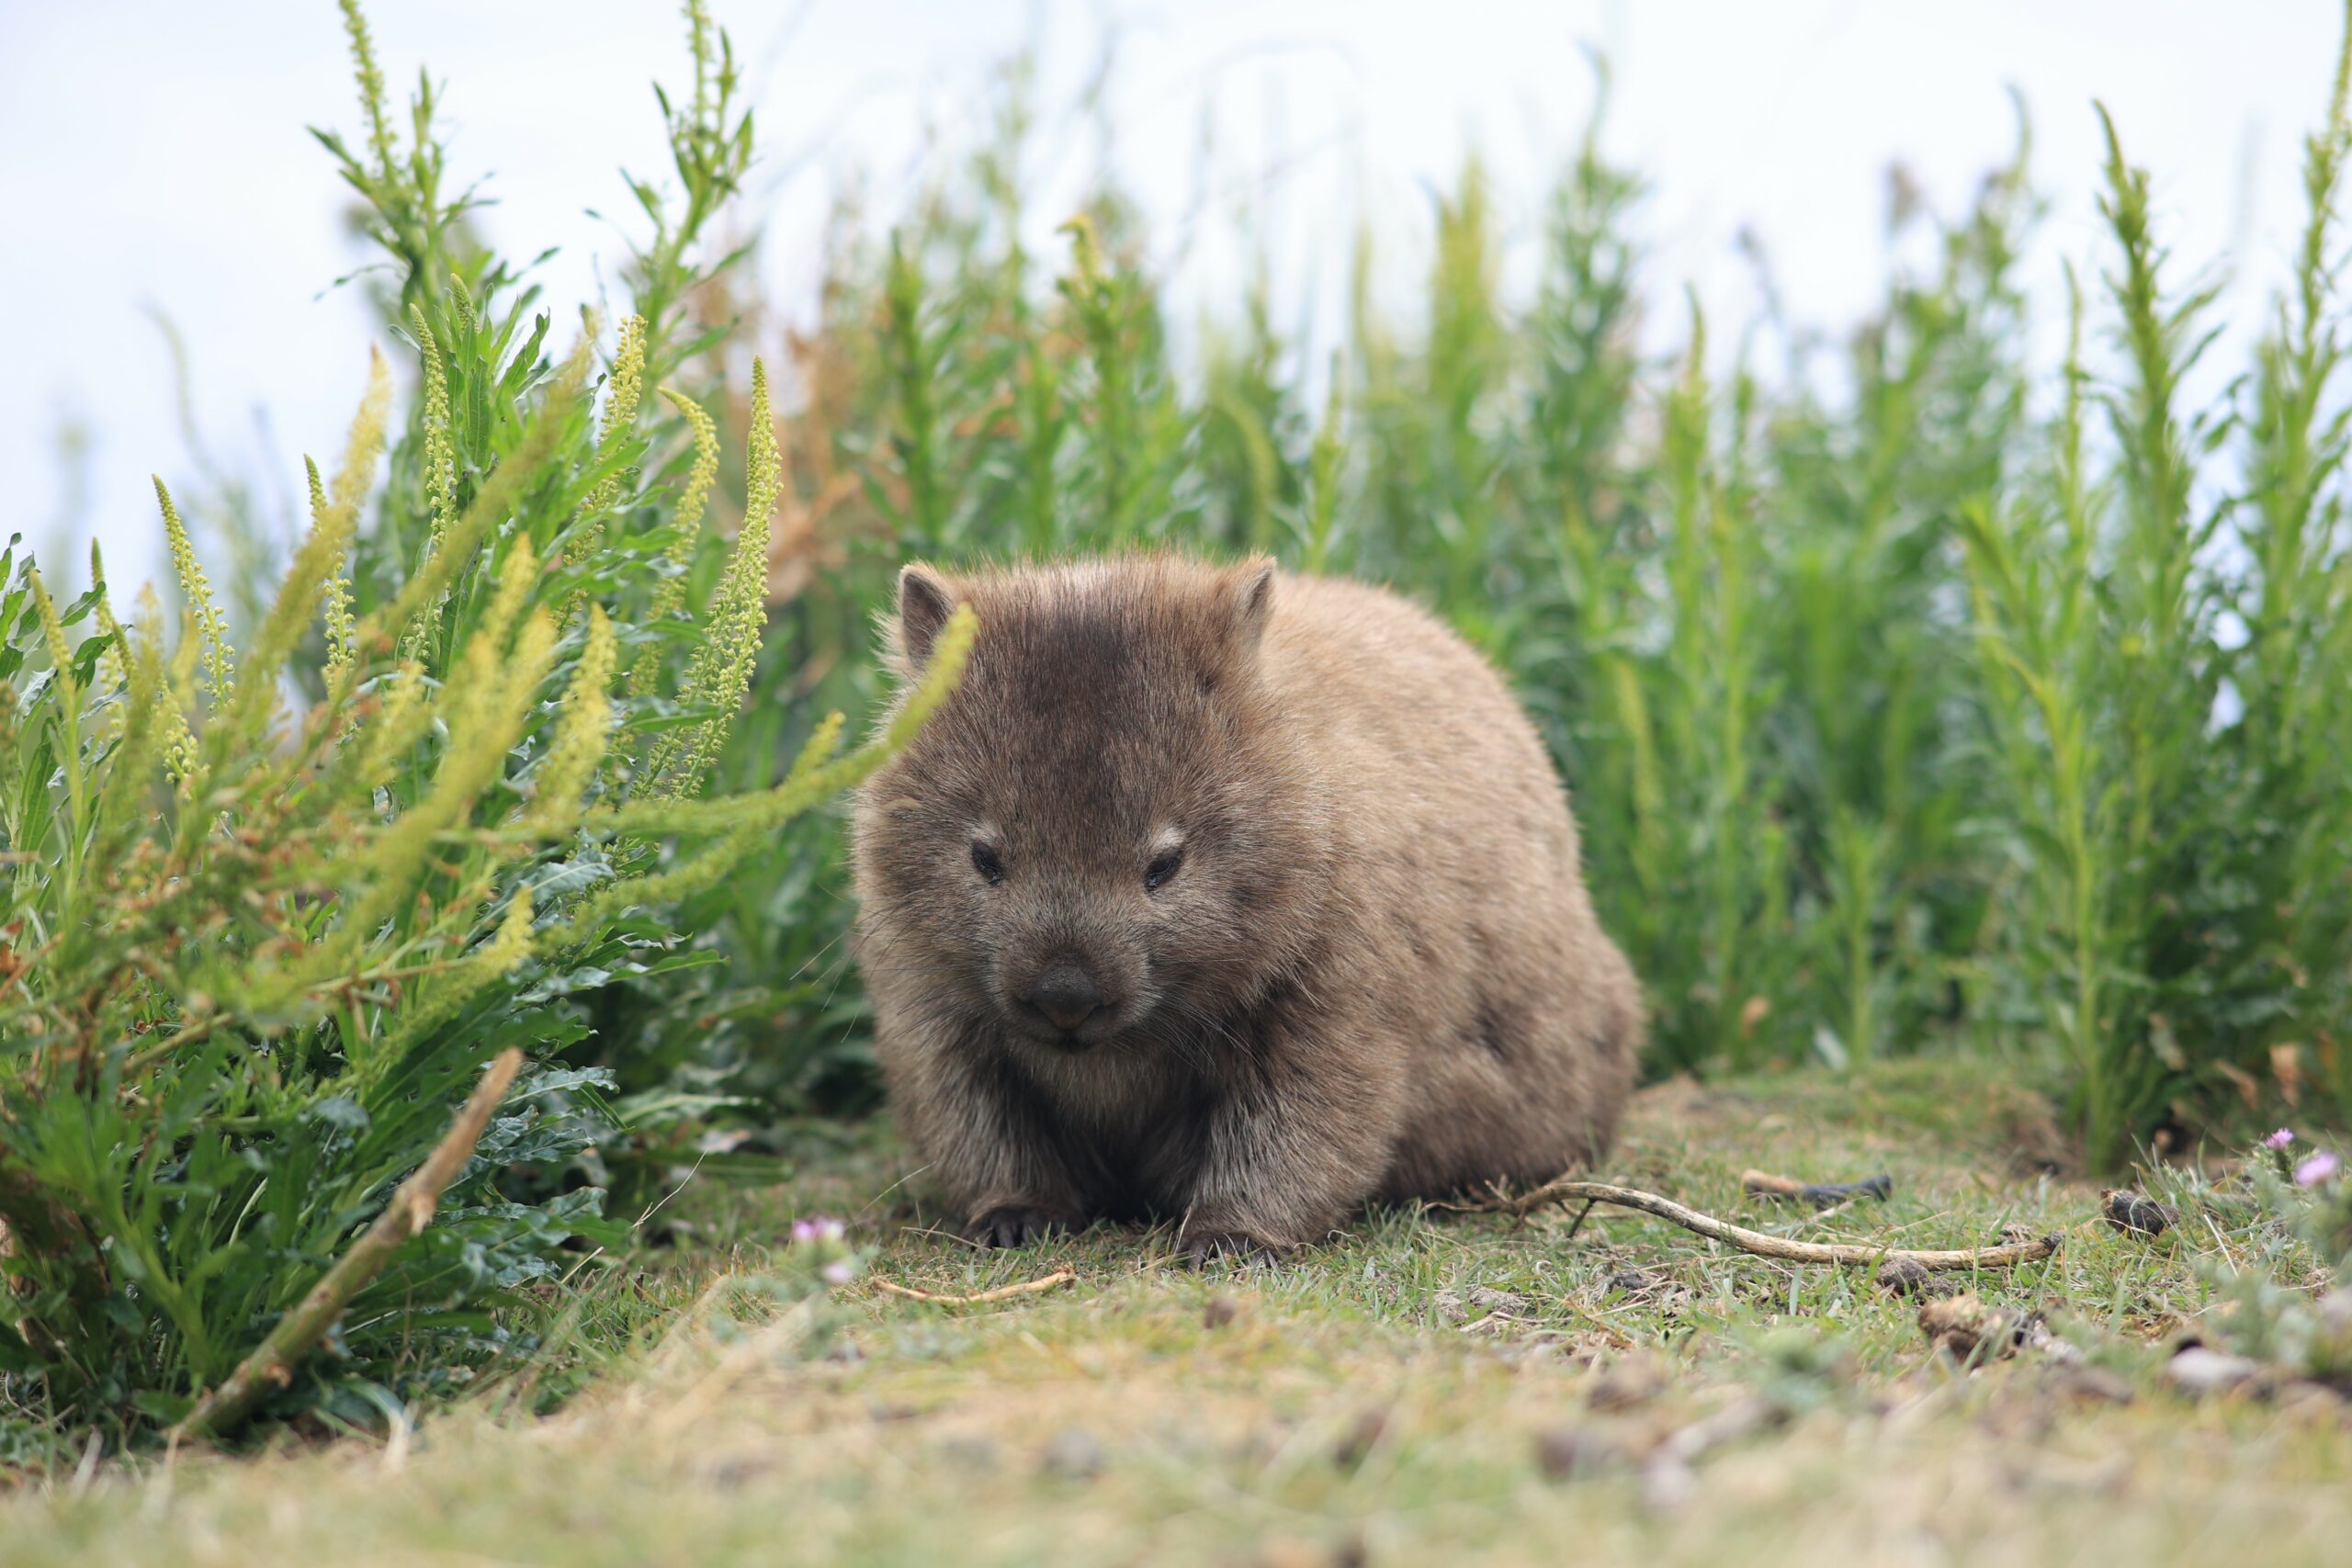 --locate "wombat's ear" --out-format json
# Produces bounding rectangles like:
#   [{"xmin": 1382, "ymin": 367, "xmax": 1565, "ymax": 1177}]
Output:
[
  {"xmin": 895, "ymin": 563, "xmax": 956, "ymax": 669},
  {"xmin": 1226, "ymin": 557, "xmax": 1276, "ymax": 660}
]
